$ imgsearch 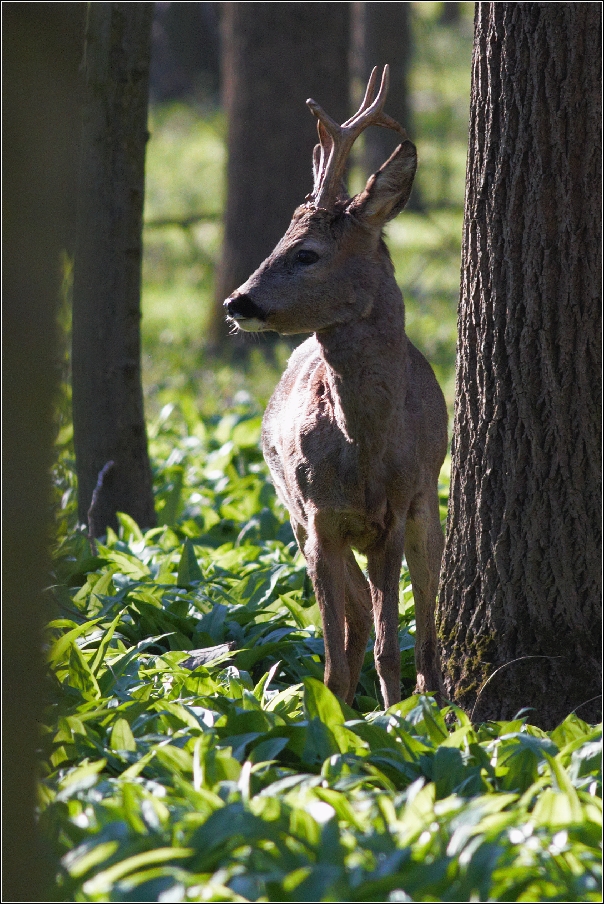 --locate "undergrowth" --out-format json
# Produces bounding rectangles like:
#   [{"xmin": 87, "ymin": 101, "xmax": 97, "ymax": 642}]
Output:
[{"xmin": 44, "ymin": 404, "xmax": 602, "ymax": 902}]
